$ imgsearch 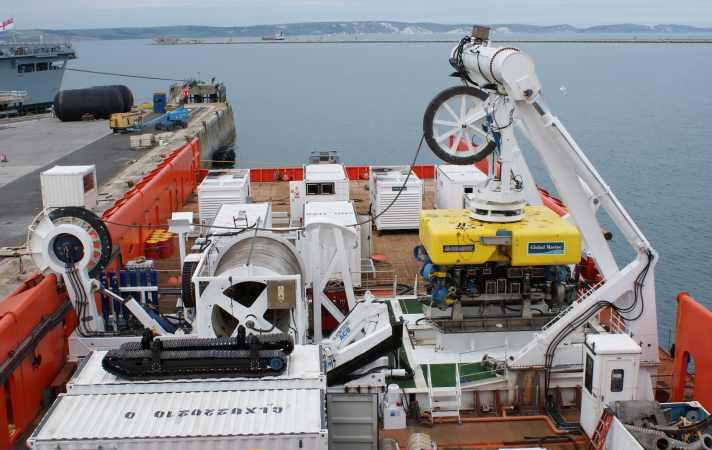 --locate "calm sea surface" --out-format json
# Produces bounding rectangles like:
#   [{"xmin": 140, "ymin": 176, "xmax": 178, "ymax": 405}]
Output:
[{"xmin": 62, "ymin": 39, "xmax": 712, "ymax": 346}]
